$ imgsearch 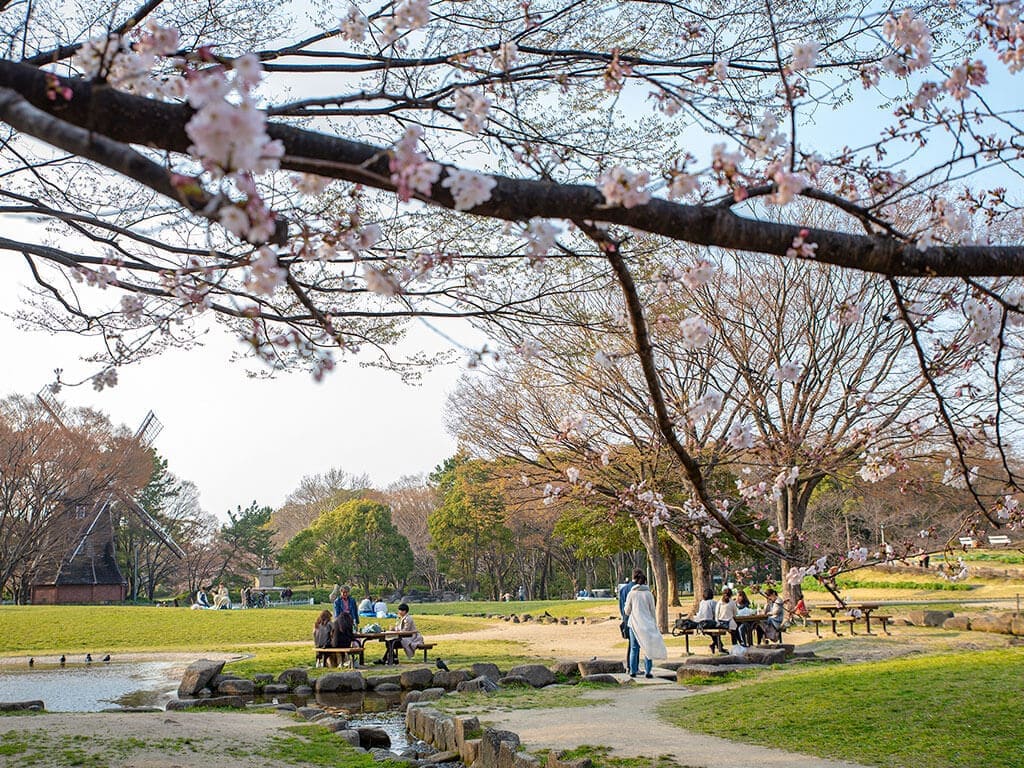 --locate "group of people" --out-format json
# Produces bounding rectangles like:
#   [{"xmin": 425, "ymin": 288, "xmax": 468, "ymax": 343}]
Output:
[
  {"xmin": 314, "ymin": 584, "xmax": 424, "ymax": 666},
  {"xmin": 190, "ymin": 584, "xmax": 231, "ymax": 610},
  {"xmin": 618, "ymin": 569, "xmax": 668, "ymax": 678},
  {"xmin": 691, "ymin": 586, "xmax": 786, "ymax": 652},
  {"xmin": 357, "ymin": 594, "xmax": 394, "ymax": 618}
]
